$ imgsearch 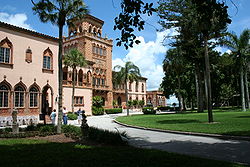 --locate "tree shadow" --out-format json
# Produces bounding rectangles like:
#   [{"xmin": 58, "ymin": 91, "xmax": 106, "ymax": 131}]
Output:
[
  {"xmin": 157, "ymin": 119, "xmax": 202, "ymax": 124},
  {"xmin": 235, "ymin": 116, "xmax": 250, "ymax": 119}
]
